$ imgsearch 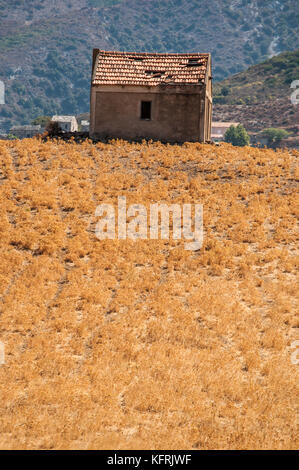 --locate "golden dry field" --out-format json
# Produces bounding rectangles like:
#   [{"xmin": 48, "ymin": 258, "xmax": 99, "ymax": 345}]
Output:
[{"xmin": 0, "ymin": 138, "xmax": 298, "ymax": 450}]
